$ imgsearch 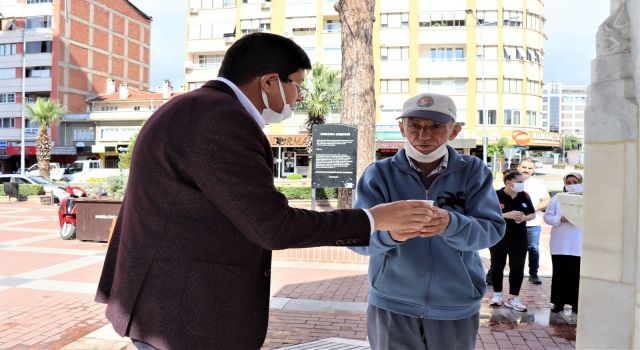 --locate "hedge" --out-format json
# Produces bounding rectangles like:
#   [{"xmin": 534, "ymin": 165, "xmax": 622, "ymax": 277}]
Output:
[
  {"xmin": 0, "ymin": 184, "xmax": 45, "ymax": 196},
  {"xmin": 276, "ymin": 186, "xmax": 338, "ymax": 199}
]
